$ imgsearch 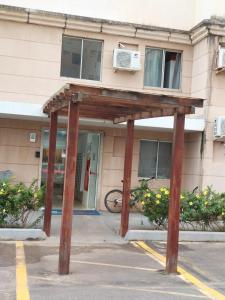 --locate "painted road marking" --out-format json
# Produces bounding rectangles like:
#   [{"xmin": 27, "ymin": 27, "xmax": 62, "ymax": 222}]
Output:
[
  {"xmin": 71, "ymin": 259, "xmax": 158, "ymax": 272},
  {"xmin": 16, "ymin": 241, "xmax": 30, "ymax": 300},
  {"xmin": 99, "ymin": 284, "xmax": 207, "ymax": 298},
  {"xmin": 133, "ymin": 241, "xmax": 225, "ymax": 300}
]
